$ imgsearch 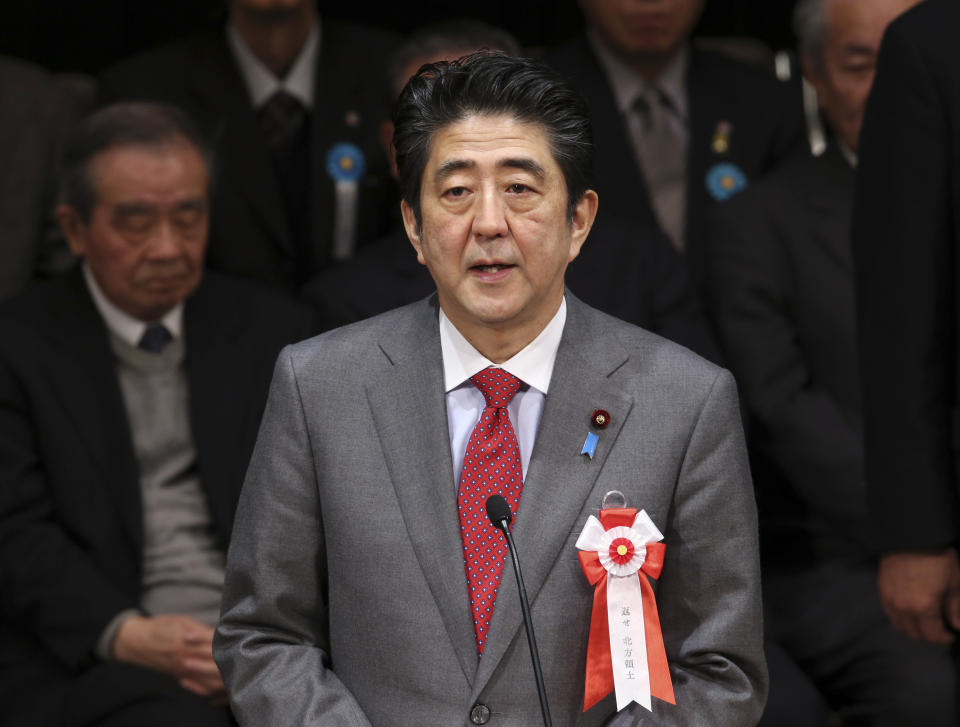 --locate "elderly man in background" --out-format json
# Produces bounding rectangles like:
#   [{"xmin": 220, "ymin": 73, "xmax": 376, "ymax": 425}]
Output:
[
  {"xmin": 0, "ymin": 102, "xmax": 314, "ymax": 727},
  {"xmin": 707, "ymin": 0, "xmax": 956, "ymax": 724}
]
